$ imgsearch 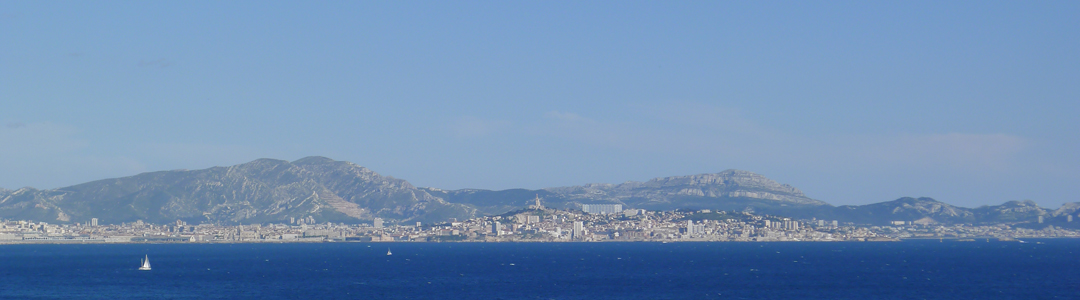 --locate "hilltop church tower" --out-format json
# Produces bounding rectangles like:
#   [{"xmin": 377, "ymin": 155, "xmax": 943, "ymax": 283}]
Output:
[{"xmin": 531, "ymin": 194, "xmax": 543, "ymax": 210}]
